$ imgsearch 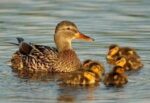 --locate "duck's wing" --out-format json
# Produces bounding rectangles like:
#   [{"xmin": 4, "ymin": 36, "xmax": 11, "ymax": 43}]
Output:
[
  {"xmin": 11, "ymin": 37, "xmax": 59, "ymax": 72},
  {"xmin": 14, "ymin": 37, "xmax": 58, "ymax": 56}
]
